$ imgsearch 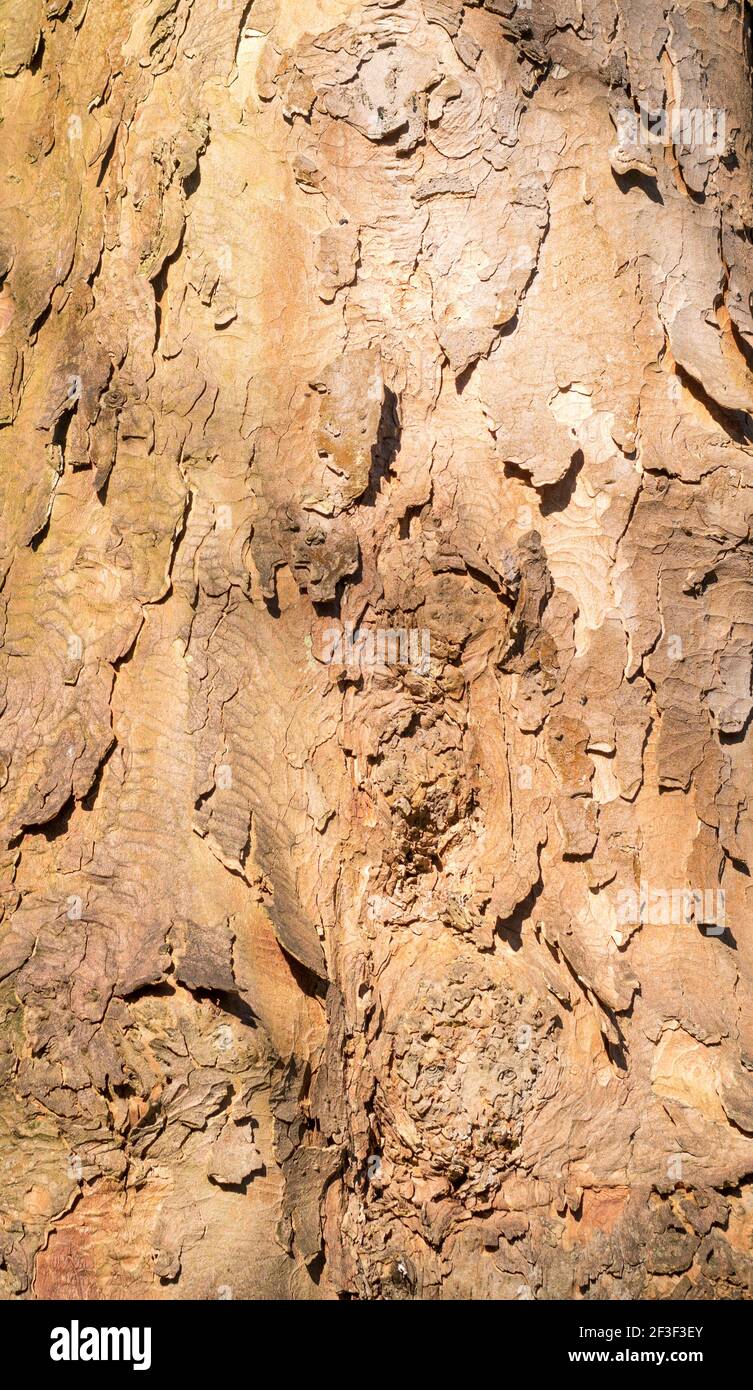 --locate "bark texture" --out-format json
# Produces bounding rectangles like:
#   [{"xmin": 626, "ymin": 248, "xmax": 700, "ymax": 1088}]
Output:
[{"xmin": 2, "ymin": 0, "xmax": 753, "ymax": 1301}]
